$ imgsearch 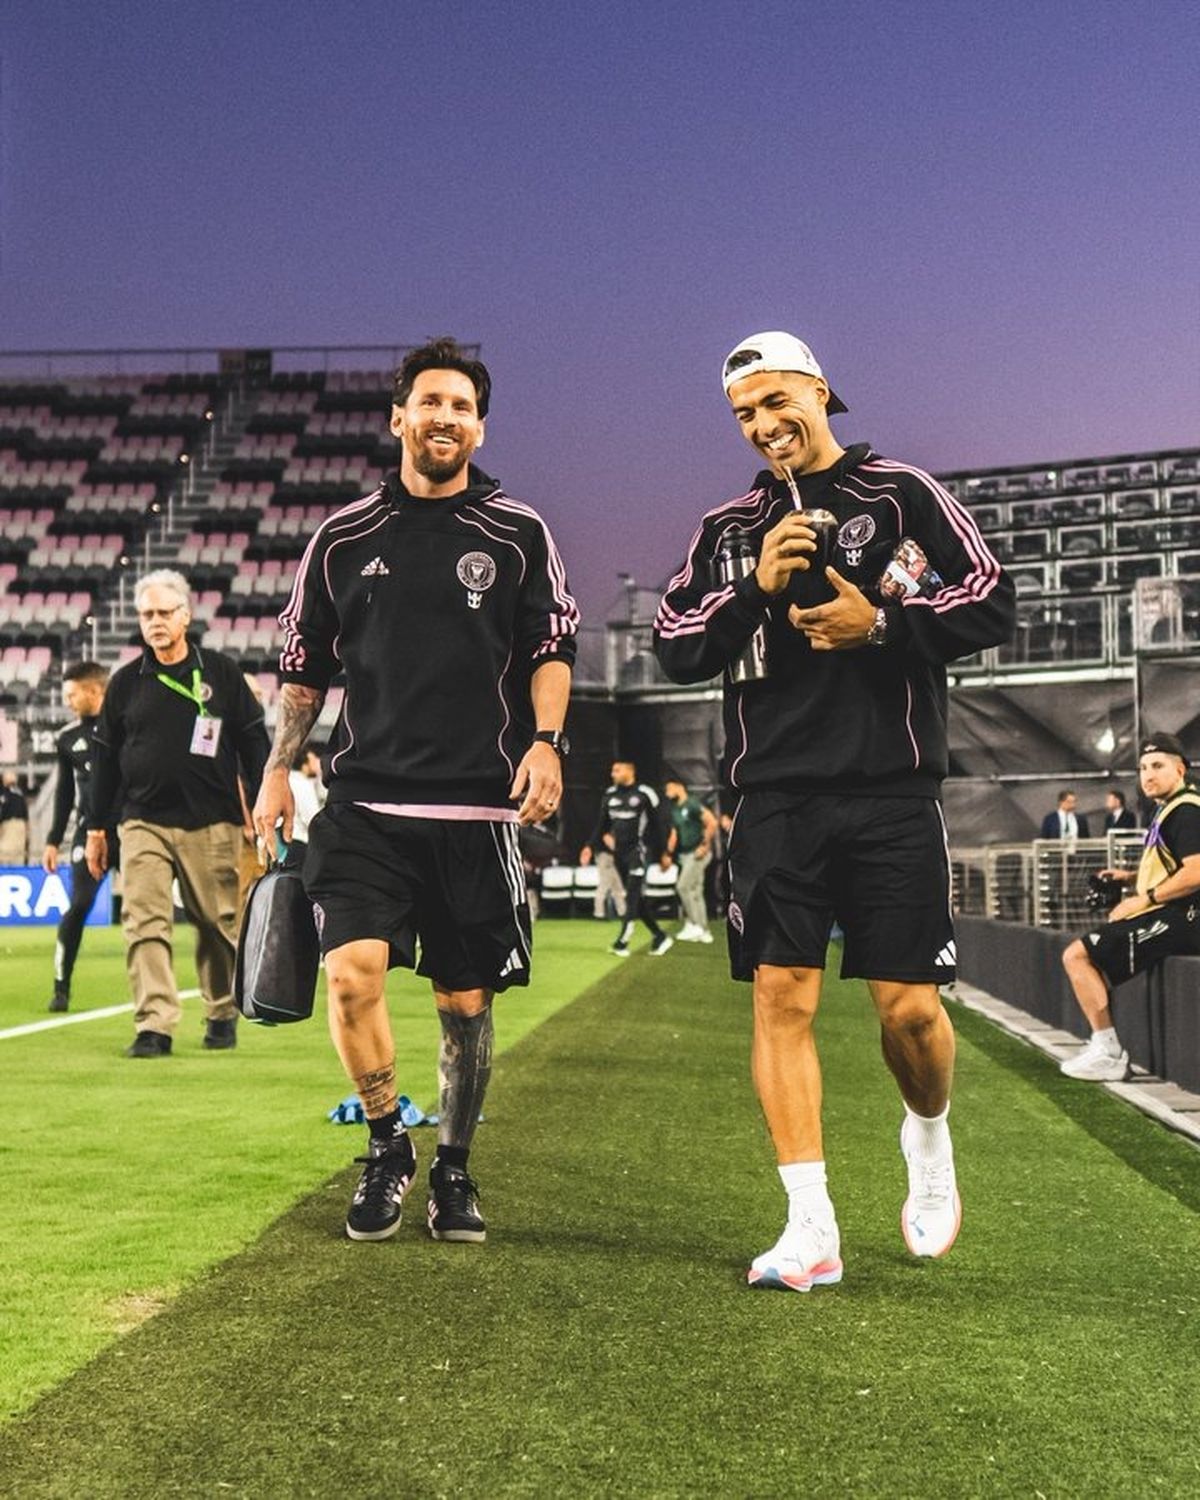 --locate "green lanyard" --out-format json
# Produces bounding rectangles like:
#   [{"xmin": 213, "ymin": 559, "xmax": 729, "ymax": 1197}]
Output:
[{"xmin": 156, "ymin": 666, "xmax": 209, "ymax": 718}]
